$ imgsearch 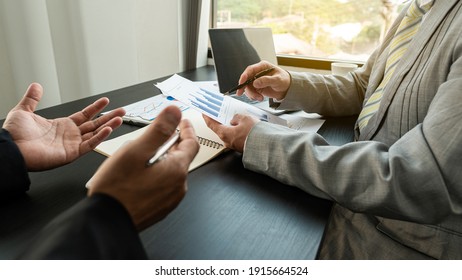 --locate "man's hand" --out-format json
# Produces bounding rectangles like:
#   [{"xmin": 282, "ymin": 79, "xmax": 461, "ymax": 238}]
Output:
[
  {"xmin": 88, "ymin": 106, "xmax": 200, "ymax": 231},
  {"xmin": 203, "ymin": 113, "xmax": 259, "ymax": 153},
  {"xmin": 236, "ymin": 60, "xmax": 291, "ymax": 102},
  {"xmin": 2, "ymin": 83, "xmax": 125, "ymax": 171}
]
